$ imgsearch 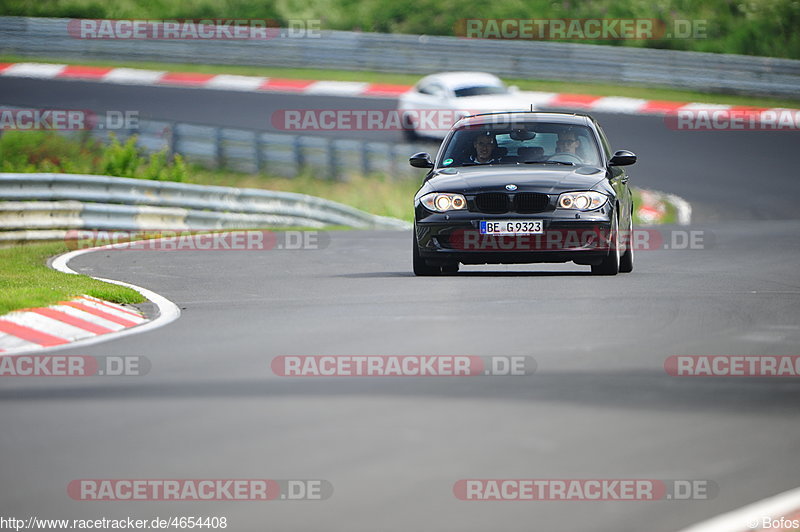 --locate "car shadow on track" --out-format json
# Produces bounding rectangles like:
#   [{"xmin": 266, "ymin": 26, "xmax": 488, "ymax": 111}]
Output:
[
  {"xmin": 453, "ymin": 270, "xmax": 593, "ymax": 277},
  {"xmin": 338, "ymin": 270, "xmax": 593, "ymax": 278}
]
